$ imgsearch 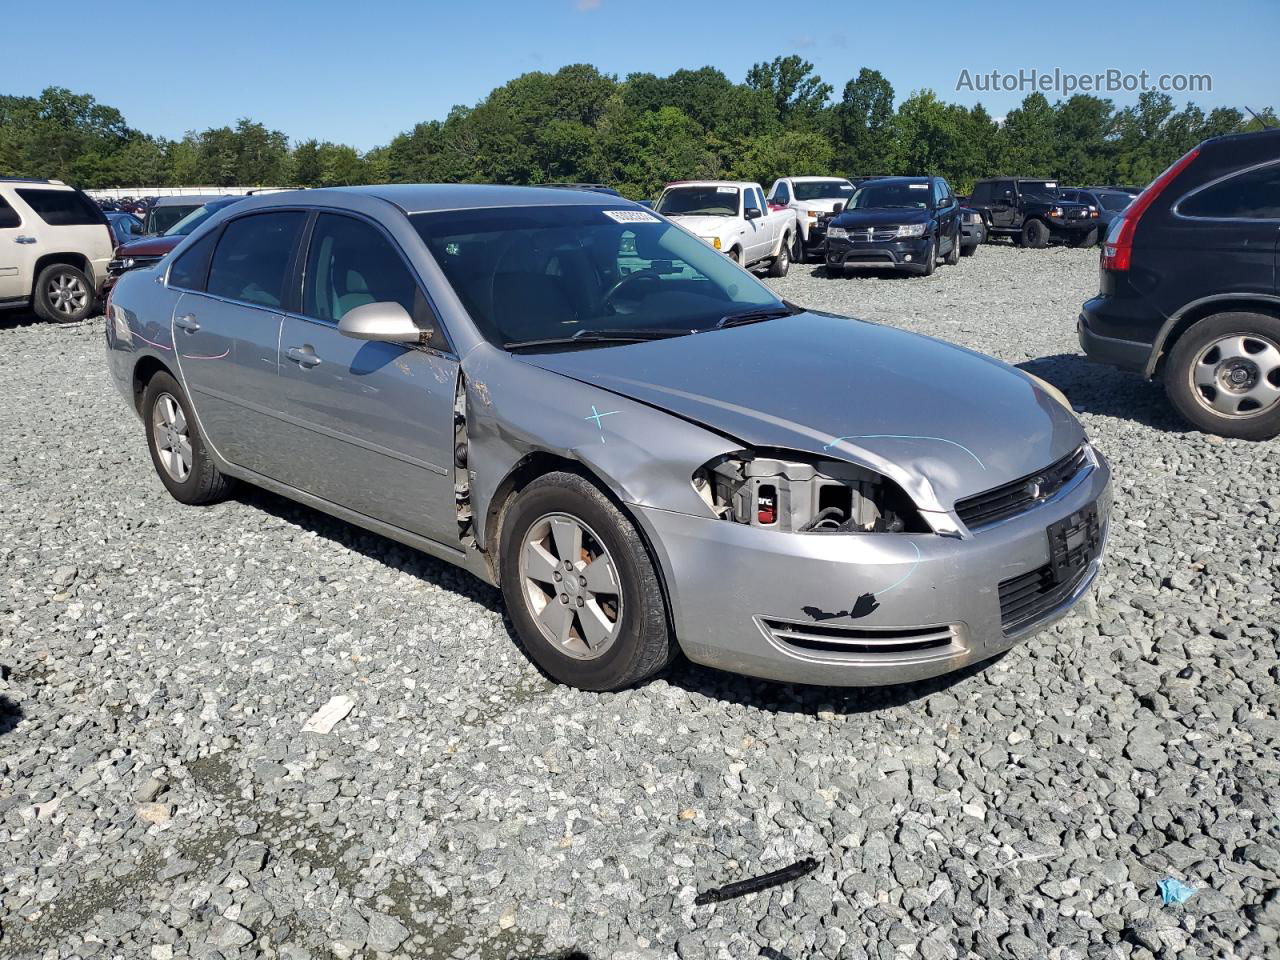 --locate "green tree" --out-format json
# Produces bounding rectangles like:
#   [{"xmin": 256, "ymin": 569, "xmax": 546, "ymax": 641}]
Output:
[
  {"xmin": 831, "ymin": 68, "xmax": 895, "ymax": 175},
  {"xmin": 997, "ymin": 93, "xmax": 1058, "ymax": 176},
  {"xmin": 745, "ymin": 56, "xmax": 832, "ymax": 126}
]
